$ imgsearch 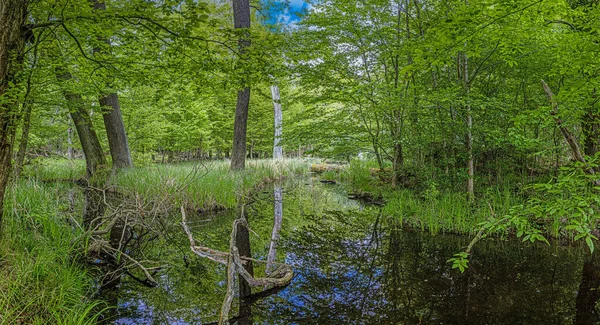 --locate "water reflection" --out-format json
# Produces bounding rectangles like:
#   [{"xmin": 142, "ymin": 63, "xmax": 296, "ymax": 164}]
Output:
[{"xmin": 103, "ymin": 179, "xmax": 599, "ymax": 324}]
